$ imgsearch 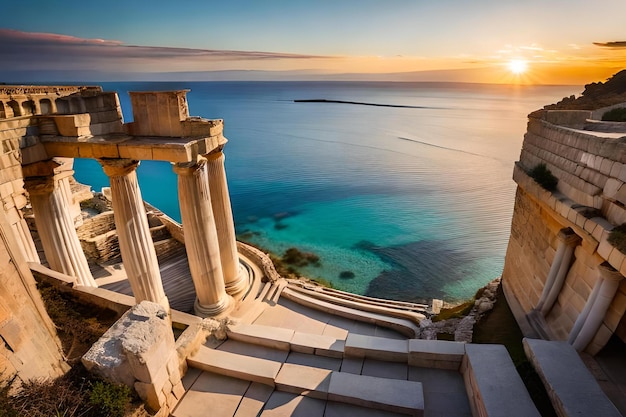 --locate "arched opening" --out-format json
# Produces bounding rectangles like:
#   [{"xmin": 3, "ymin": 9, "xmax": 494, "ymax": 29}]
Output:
[
  {"xmin": 7, "ymin": 100, "xmax": 20, "ymax": 117},
  {"xmin": 22, "ymin": 100, "xmax": 35, "ymax": 115},
  {"xmin": 40, "ymin": 99, "xmax": 53, "ymax": 115},
  {"xmin": 56, "ymin": 99, "xmax": 70, "ymax": 114},
  {"xmin": 0, "ymin": 102, "xmax": 5, "ymax": 119}
]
